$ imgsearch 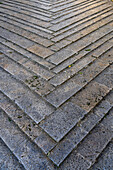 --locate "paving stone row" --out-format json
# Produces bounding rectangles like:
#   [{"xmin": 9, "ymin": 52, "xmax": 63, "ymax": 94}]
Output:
[
  {"xmin": 0, "ymin": 52, "xmax": 55, "ymax": 96},
  {"xmin": 0, "ymin": 6, "xmax": 52, "ymax": 28},
  {"xmin": 47, "ymin": 19, "xmax": 113, "ymax": 64},
  {"xmin": 40, "ymin": 102, "xmax": 87, "ymax": 142},
  {"xmin": 37, "ymin": 64, "xmax": 113, "ymax": 165},
  {"xmin": 0, "ymin": 91, "xmax": 57, "ymax": 154},
  {"xmin": 0, "ymin": 27, "xmax": 54, "ymax": 58},
  {"xmin": 0, "ymin": 16, "xmax": 53, "ymax": 47},
  {"xmin": 3, "ymin": 0, "xmax": 52, "ymax": 17},
  {"xmin": 76, "ymin": 115, "xmax": 113, "ymax": 164},
  {"xmin": 51, "ymin": 33, "xmax": 113, "ymax": 74},
  {"xmin": 2, "ymin": 0, "xmax": 52, "ymax": 11},
  {"xmin": 52, "ymin": 7, "xmax": 112, "ymax": 38},
  {"xmin": 0, "ymin": 39, "xmax": 54, "ymax": 70},
  {"xmin": 0, "ymin": 12, "xmax": 53, "ymax": 39},
  {"xmin": 50, "ymin": 0, "xmax": 109, "ymax": 23},
  {"xmin": 0, "ymin": 41, "xmax": 55, "ymax": 81},
  {"xmin": 3, "ymin": 0, "xmax": 52, "ymax": 15},
  {"xmin": 0, "ymin": 67, "xmax": 55, "ymax": 124},
  {"xmin": 58, "ymin": 114, "xmax": 113, "ymax": 169},
  {"xmin": 0, "ymin": 17, "xmax": 53, "ymax": 40},
  {"xmin": 0, "ymin": 5, "xmax": 51, "ymax": 21},
  {"xmin": 0, "ymin": 0, "xmax": 113, "ymax": 169},
  {"xmin": 51, "ymin": 0, "xmax": 78, "ymax": 8},
  {"xmin": 1, "ymin": 1, "xmax": 52, "ymax": 21},
  {"xmin": 50, "ymin": 0, "xmax": 94, "ymax": 13},
  {"xmin": 90, "ymin": 139, "xmax": 113, "ymax": 170},
  {"xmin": 45, "ymin": 49, "xmax": 113, "ymax": 107},
  {"xmin": 51, "ymin": 0, "xmax": 105, "ymax": 19},
  {"xmin": 50, "ymin": 7, "xmax": 113, "ymax": 50},
  {"xmin": 44, "ymin": 102, "xmax": 113, "ymax": 166},
  {"xmin": 46, "ymin": 94, "xmax": 113, "ymax": 166},
  {"xmin": 49, "ymin": 1, "xmax": 111, "ymax": 32},
  {"xmin": 41, "ymin": 82, "xmax": 112, "ymax": 142},
  {"xmin": 0, "ymin": 1, "xmax": 54, "ymax": 38},
  {"xmin": 70, "ymin": 81, "xmax": 111, "ymax": 112},
  {"xmin": 50, "ymin": 36, "xmax": 113, "ymax": 85},
  {"xmin": 0, "ymin": 108, "xmax": 55, "ymax": 170},
  {"xmin": 0, "ymin": 137, "xmax": 25, "ymax": 169}
]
